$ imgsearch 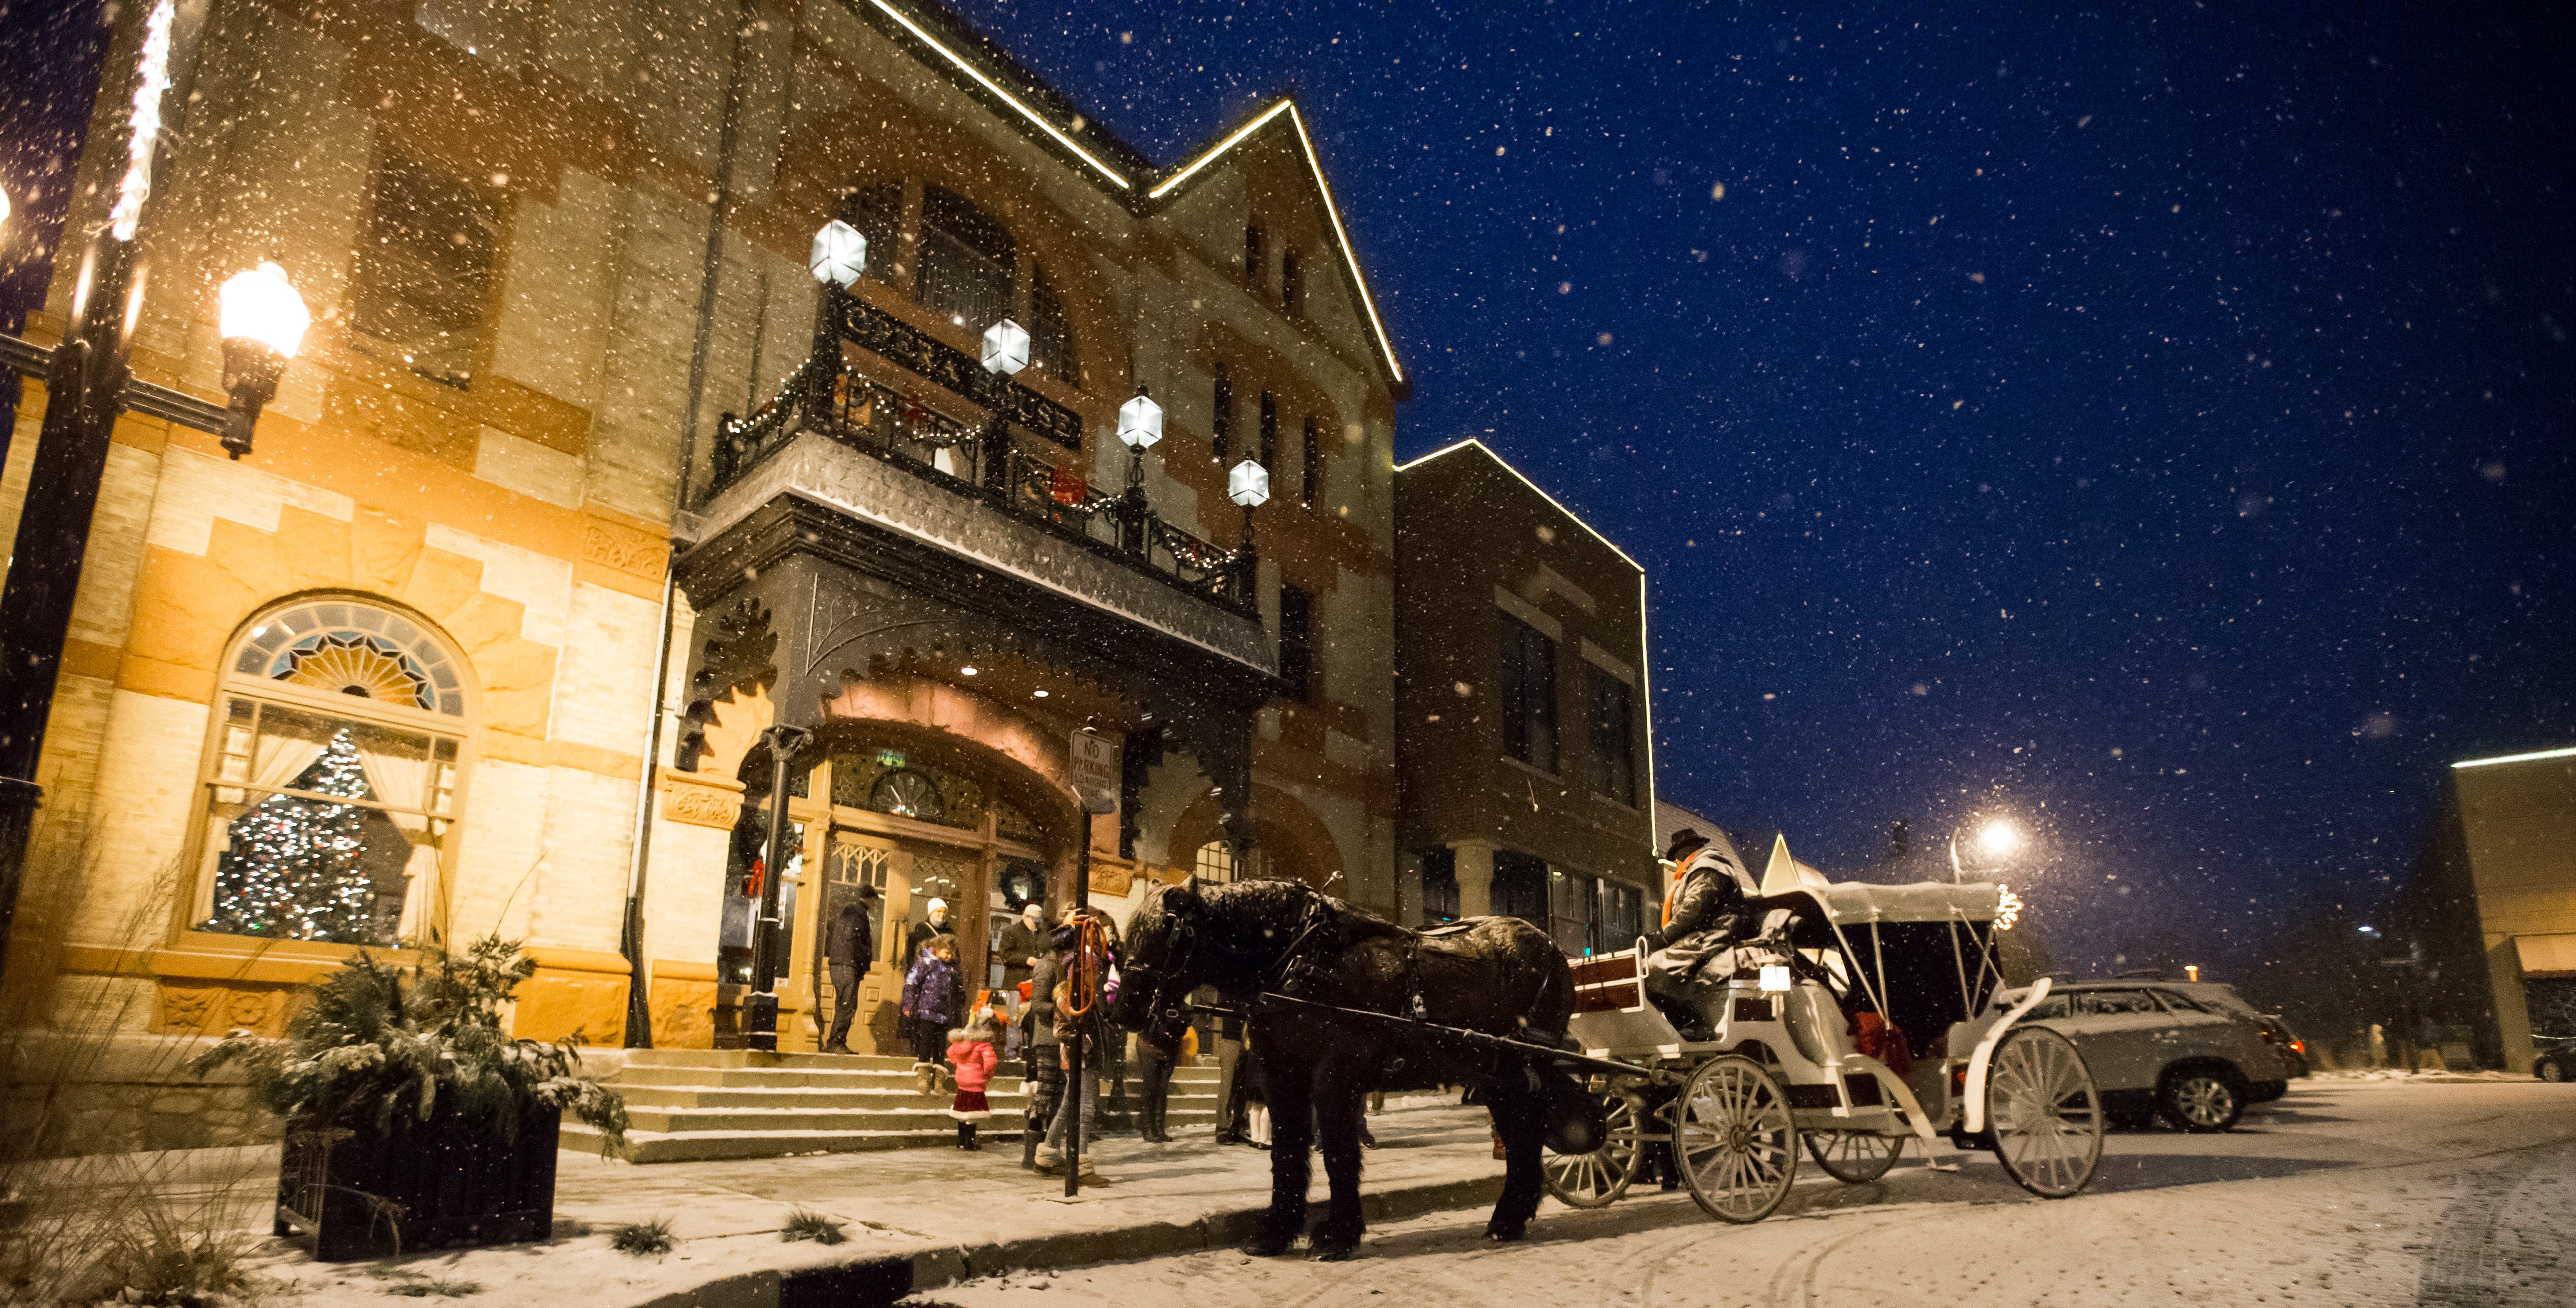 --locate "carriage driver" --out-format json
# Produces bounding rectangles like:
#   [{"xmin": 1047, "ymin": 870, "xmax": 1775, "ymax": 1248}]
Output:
[{"xmin": 1641, "ymin": 829, "xmax": 1762, "ymax": 1039}]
